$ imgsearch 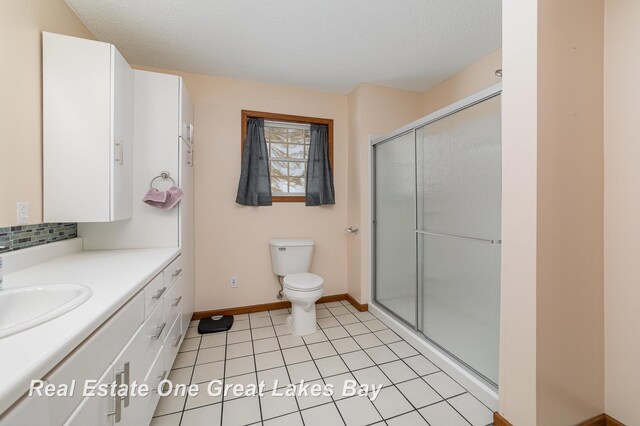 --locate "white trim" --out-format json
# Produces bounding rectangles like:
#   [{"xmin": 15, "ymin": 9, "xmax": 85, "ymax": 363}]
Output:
[
  {"xmin": 369, "ymin": 303, "xmax": 499, "ymax": 411},
  {"xmin": 371, "ymin": 83, "xmax": 502, "ymax": 146}
]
